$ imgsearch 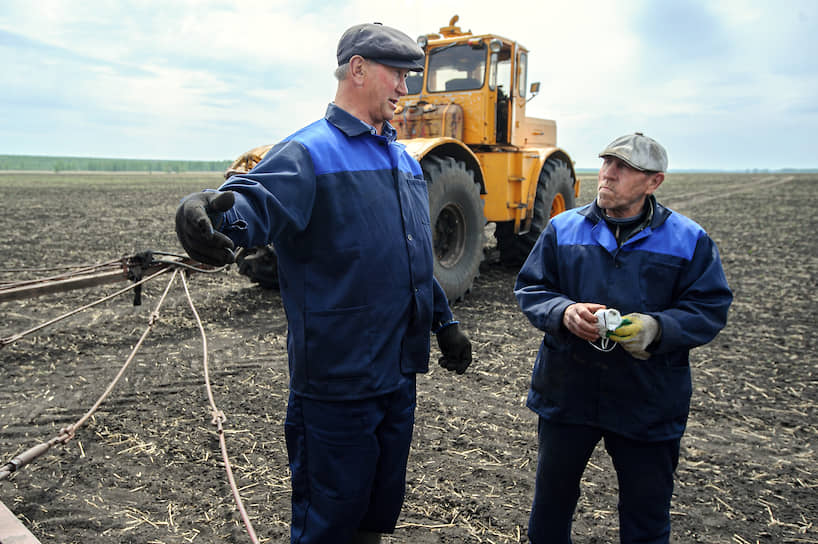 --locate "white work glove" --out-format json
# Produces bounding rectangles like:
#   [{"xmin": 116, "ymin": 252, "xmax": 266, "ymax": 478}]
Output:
[{"xmin": 607, "ymin": 313, "xmax": 660, "ymax": 360}]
